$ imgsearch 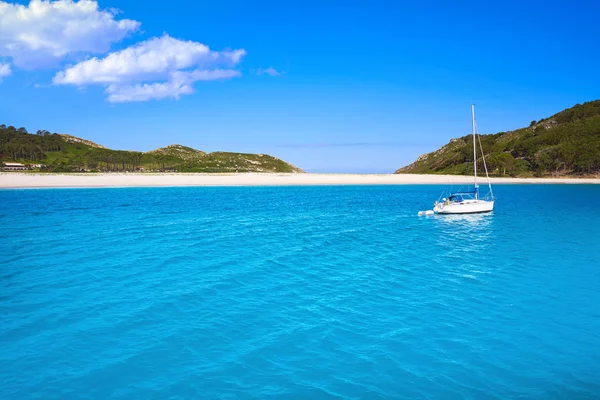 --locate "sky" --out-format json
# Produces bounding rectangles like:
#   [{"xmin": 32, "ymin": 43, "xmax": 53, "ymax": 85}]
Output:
[{"xmin": 1, "ymin": 0, "xmax": 599, "ymax": 172}]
